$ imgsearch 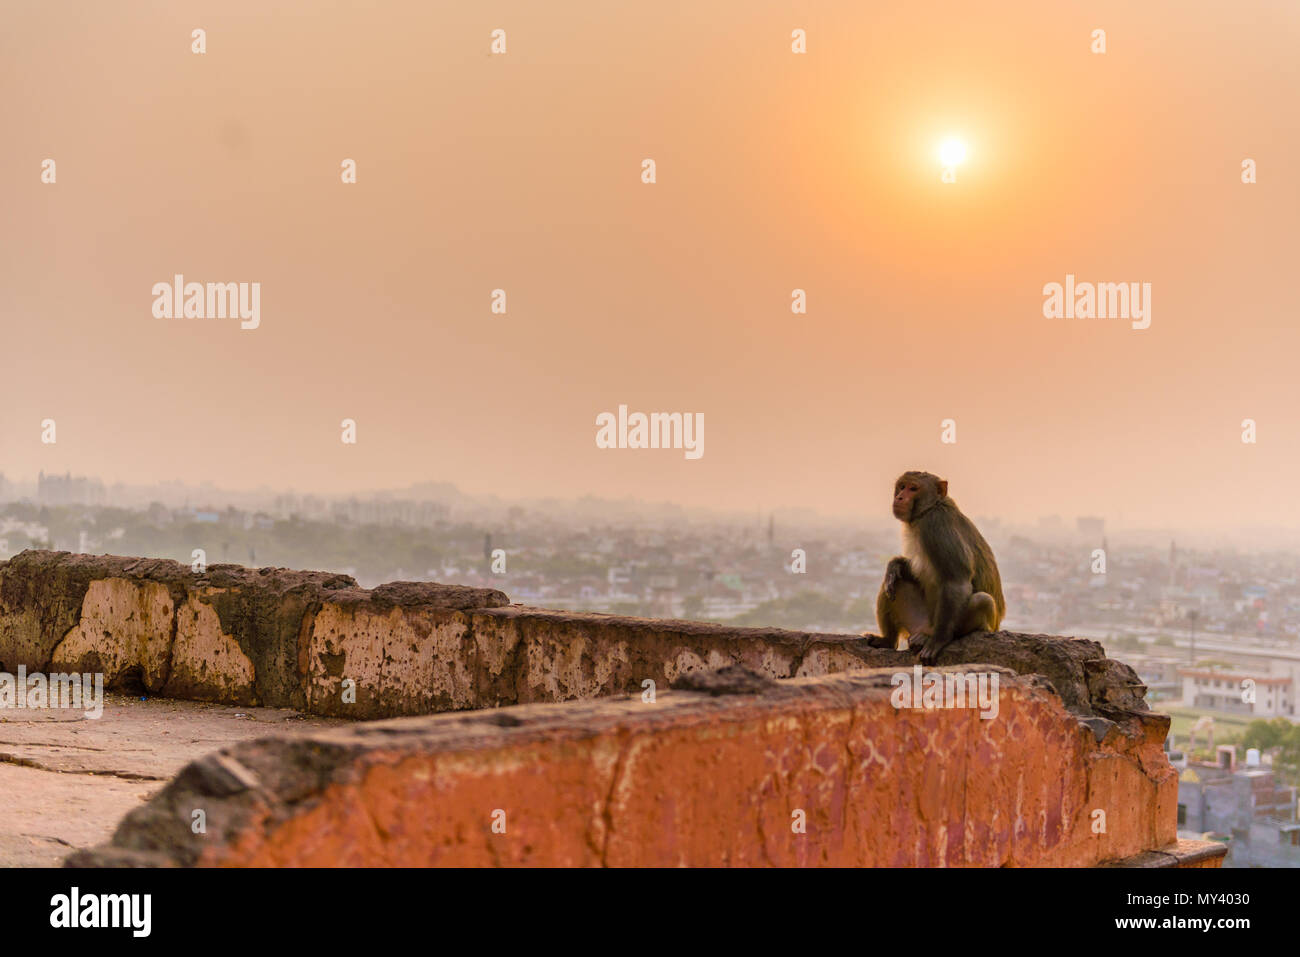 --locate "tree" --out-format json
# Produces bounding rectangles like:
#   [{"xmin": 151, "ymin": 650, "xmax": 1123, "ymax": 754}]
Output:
[{"xmin": 1241, "ymin": 717, "xmax": 1292, "ymax": 753}]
